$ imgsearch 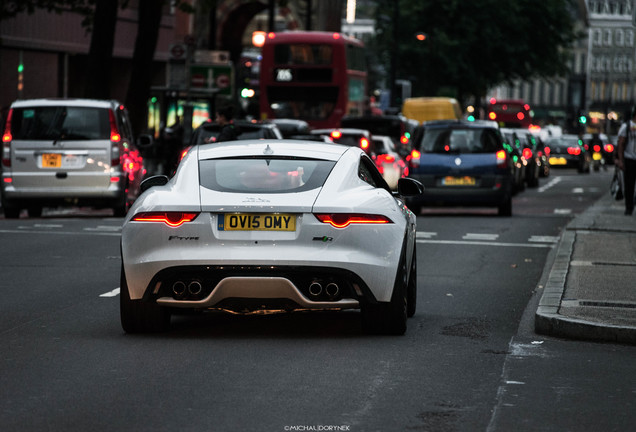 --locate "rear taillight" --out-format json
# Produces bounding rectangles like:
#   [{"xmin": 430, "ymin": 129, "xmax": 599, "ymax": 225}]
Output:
[
  {"xmin": 330, "ymin": 130, "xmax": 342, "ymax": 139},
  {"xmin": 544, "ymin": 146, "xmax": 551, "ymax": 156},
  {"xmin": 408, "ymin": 149, "xmax": 421, "ymax": 167},
  {"xmin": 593, "ymin": 144, "xmax": 601, "ymax": 152},
  {"xmin": 131, "ymin": 212, "xmax": 200, "ymax": 228},
  {"xmin": 522, "ymin": 148, "xmax": 533, "ymax": 160},
  {"xmin": 400, "ymin": 135, "xmax": 409, "ymax": 145},
  {"xmin": 109, "ymin": 110, "xmax": 121, "ymax": 167},
  {"xmin": 378, "ymin": 154, "xmax": 395, "ymax": 164},
  {"xmin": 604, "ymin": 144, "xmax": 615, "ymax": 153},
  {"xmin": 360, "ymin": 137, "xmax": 370, "ymax": 150},
  {"xmin": 314, "ymin": 213, "xmax": 392, "ymax": 228},
  {"xmin": 496, "ymin": 149, "xmax": 508, "ymax": 168},
  {"xmin": 567, "ymin": 147, "xmax": 581, "ymax": 155},
  {"xmin": 2, "ymin": 108, "xmax": 13, "ymax": 167}
]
